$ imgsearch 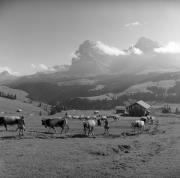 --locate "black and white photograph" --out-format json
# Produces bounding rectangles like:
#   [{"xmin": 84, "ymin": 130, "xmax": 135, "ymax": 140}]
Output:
[{"xmin": 0, "ymin": 0, "xmax": 180, "ymax": 177}]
